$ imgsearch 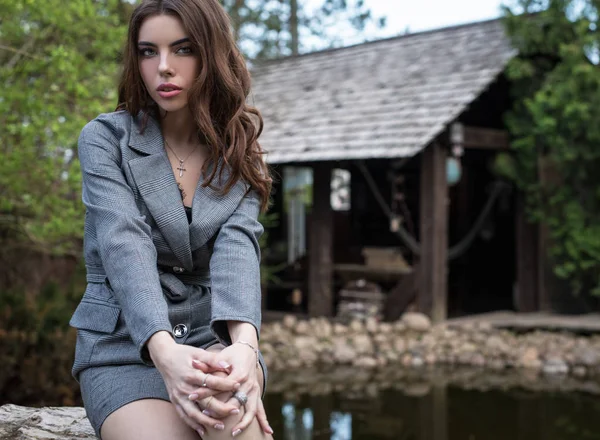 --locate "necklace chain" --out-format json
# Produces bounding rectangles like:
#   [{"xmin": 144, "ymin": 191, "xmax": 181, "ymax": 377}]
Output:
[{"xmin": 164, "ymin": 139, "xmax": 198, "ymax": 177}]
